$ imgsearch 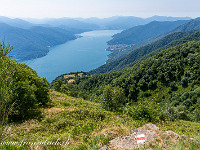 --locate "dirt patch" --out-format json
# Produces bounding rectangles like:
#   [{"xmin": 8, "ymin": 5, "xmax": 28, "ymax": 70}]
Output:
[
  {"xmin": 68, "ymin": 79, "xmax": 75, "ymax": 84},
  {"xmin": 46, "ymin": 107, "xmax": 64, "ymax": 113},
  {"xmin": 45, "ymin": 107, "xmax": 76, "ymax": 114},
  {"xmin": 64, "ymin": 74, "xmax": 75, "ymax": 79}
]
